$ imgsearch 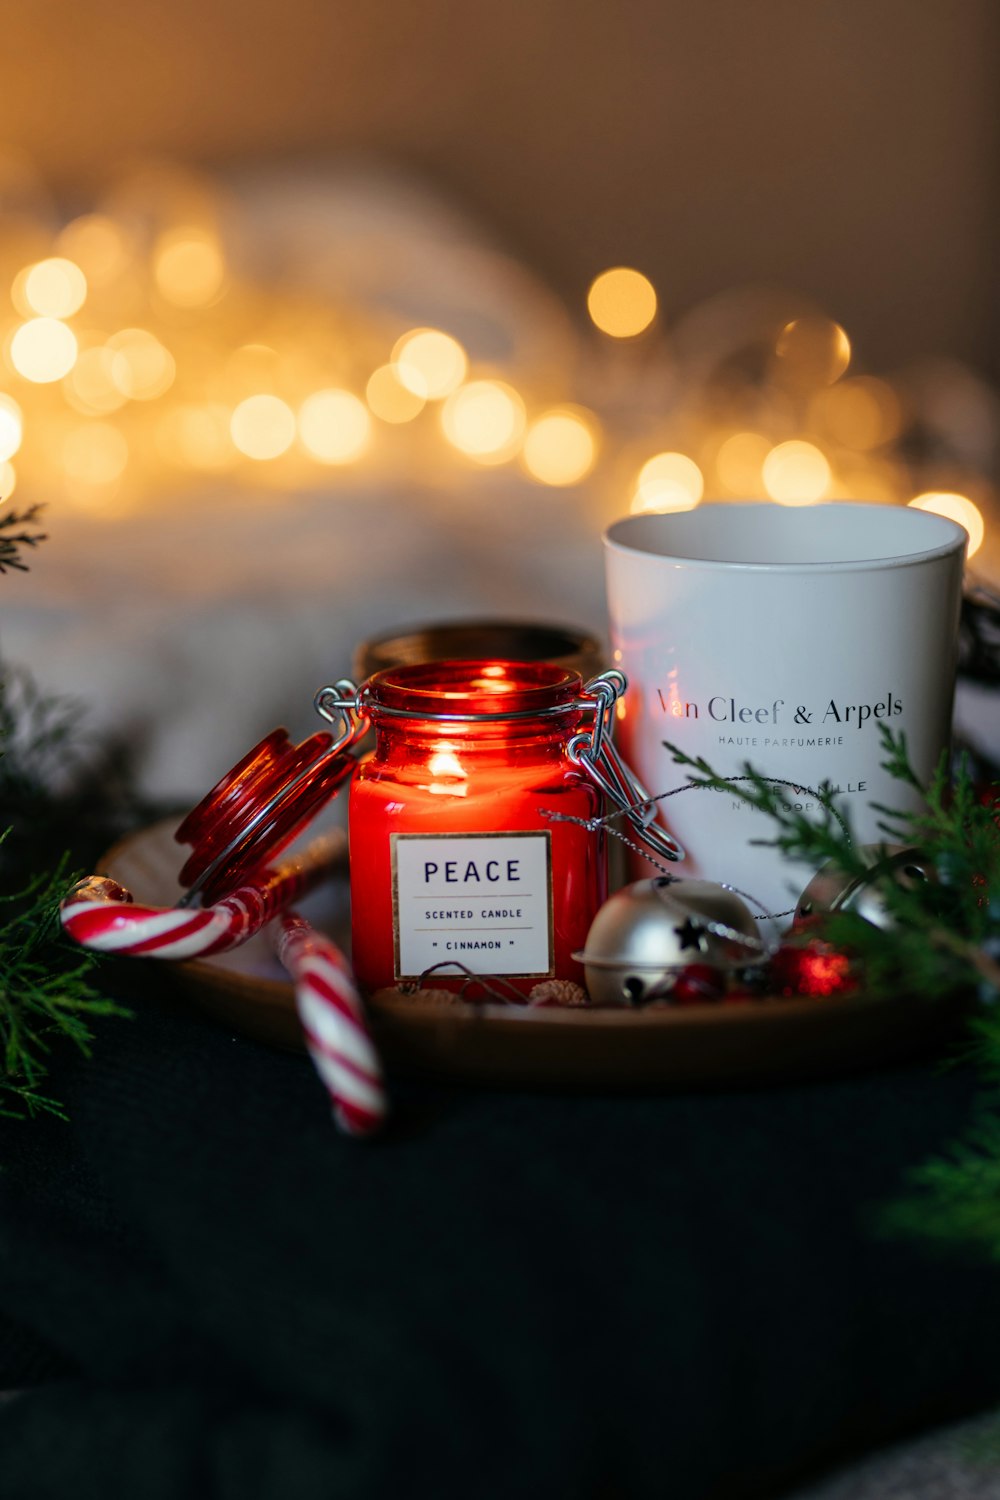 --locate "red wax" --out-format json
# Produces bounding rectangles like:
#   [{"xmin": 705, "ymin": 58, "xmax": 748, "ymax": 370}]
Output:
[{"xmin": 349, "ymin": 661, "xmax": 606, "ymax": 996}]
